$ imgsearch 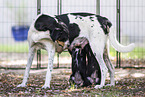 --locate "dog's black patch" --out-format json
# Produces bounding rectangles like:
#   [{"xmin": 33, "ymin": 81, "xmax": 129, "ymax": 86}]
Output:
[
  {"xmin": 96, "ymin": 15, "xmax": 112, "ymax": 34},
  {"xmin": 68, "ymin": 23, "xmax": 80, "ymax": 44},
  {"xmin": 90, "ymin": 17, "xmax": 94, "ymax": 21},
  {"xmin": 70, "ymin": 12, "xmax": 95, "ymax": 17},
  {"xmin": 50, "ymin": 28, "xmax": 64, "ymax": 42},
  {"xmin": 34, "ymin": 14, "xmax": 57, "ymax": 32},
  {"xmin": 34, "ymin": 14, "xmax": 69, "ymax": 42},
  {"xmin": 56, "ymin": 14, "xmax": 81, "ymax": 44},
  {"xmin": 55, "ymin": 14, "xmax": 70, "ymax": 26},
  {"xmin": 79, "ymin": 17, "xmax": 82, "ymax": 19},
  {"xmin": 75, "ymin": 16, "xmax": 78, "ymax": 19},
  {"xmin": 69, "ymin": 43, "xmax": 101, "ymax": 87}
]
